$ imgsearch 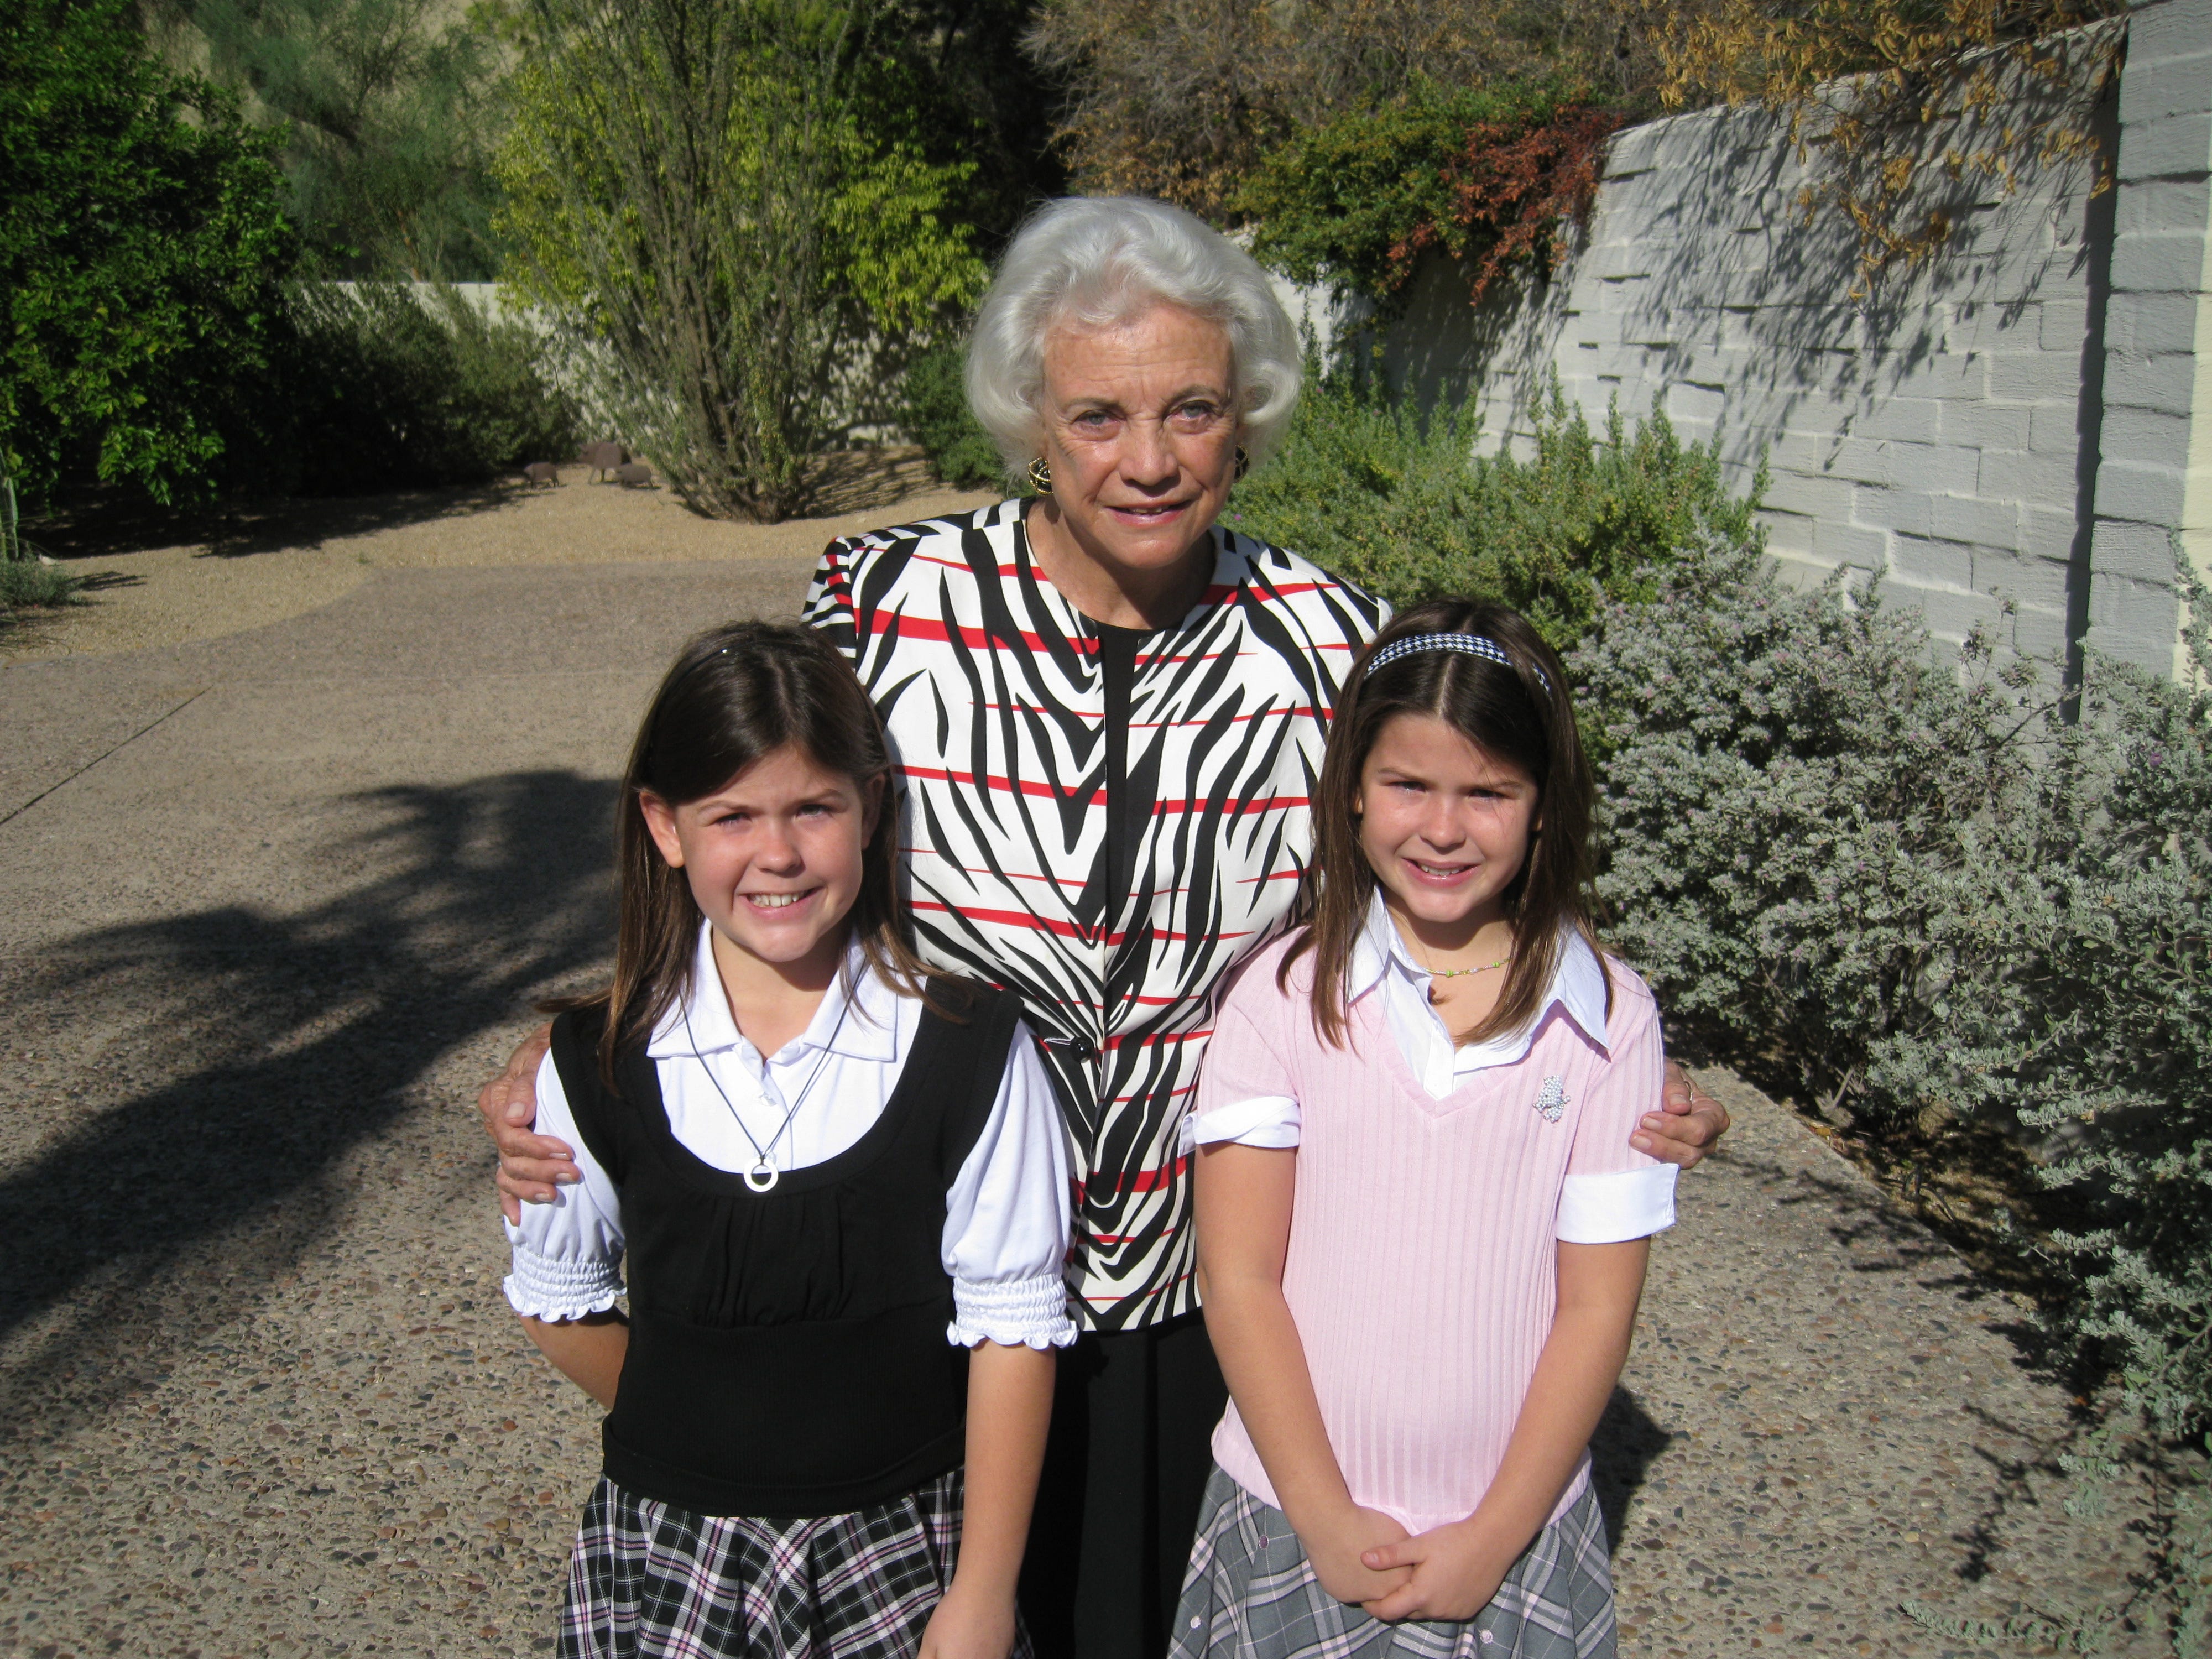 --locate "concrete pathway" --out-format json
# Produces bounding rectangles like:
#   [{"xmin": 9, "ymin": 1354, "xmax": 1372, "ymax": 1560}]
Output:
[{"xmin": 0, "ymin": 552, "xmax": 2162, "ymax": 1658}]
